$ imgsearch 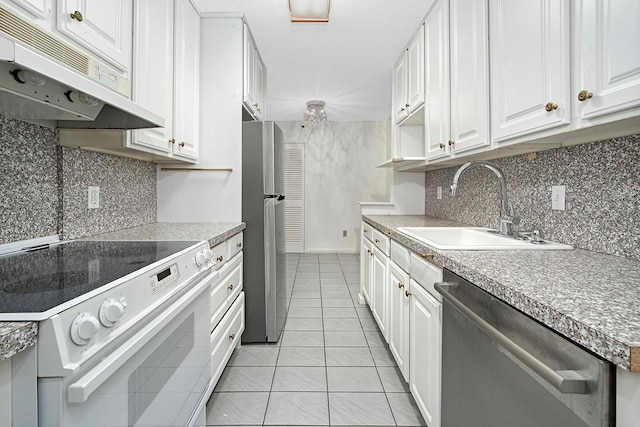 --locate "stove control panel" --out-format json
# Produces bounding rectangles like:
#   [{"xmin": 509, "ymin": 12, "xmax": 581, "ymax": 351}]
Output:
[{"xmin": 37, "ymin": 241, "xmax": 215, "ymax": 377}]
